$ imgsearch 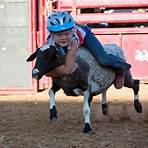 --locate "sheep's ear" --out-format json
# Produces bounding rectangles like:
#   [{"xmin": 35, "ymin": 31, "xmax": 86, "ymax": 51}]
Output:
[
  {"xmin": 26, "ymin": 50, "xmax": 38, "ymax": 62},
  {"xmin": 26, "ymin": 47, "xmax": 40, "ymax": 62}
]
